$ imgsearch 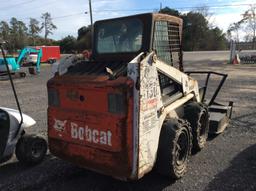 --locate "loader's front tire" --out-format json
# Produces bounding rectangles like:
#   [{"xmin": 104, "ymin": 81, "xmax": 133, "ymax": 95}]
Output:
[
  {"xmin": 156, "ymin": 119, "xmax": 192, "ymax": 179},
  {"xmin": 15, "ymin": 135, "xmax": 47, "ymax": 165},
  {"xmin": 184, "ymin": 102, "xmax": 209, "ymax": 153}
]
